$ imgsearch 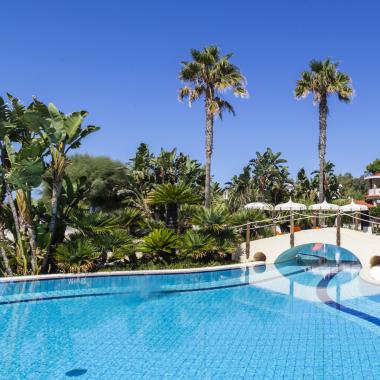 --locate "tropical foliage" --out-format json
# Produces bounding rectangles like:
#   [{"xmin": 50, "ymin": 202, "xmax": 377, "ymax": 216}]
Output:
[
  {"xmin": 65, "ymin": 154, "xmax": 127, "ymax": 210},
  {"xmin": 139, "ymin": 228, "xmax": 179, "ymax": 263},
  {"xmin": 55, "ymin": 239, "xmax": 99, "ymax": 273},
  {"xmin": 0, "ymin": 94, "xmax": 99, "ymax": 276},
  {"xmin": 366, "ymin": 159, "xmax": 380, "ymax": 175},
  {"xmin": 225, "ymin": 148, "xmax": 290, "ymax": 210},
  {"xmin": 369, "ymin": 206, "xmax": 380, "ymax": 218},
  {"xmin": 146, "ymin": 183, "xmax": 200, "ymax": 230},
  {"xmin": 179, "ymin": 231, "xmax": 216, "ymax": 260},
  {"xmin": 0, "ymin": 51, "xmax": 375, "ymax": 278},
  {"xmin": 311, "ymin": 161, "xmax": 340, "ymax": 201}
]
